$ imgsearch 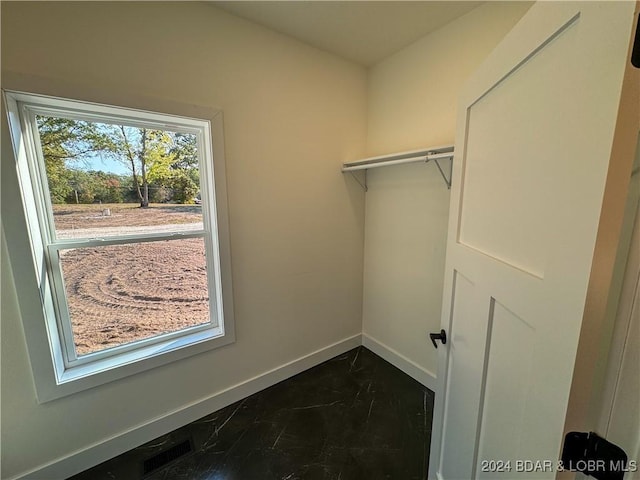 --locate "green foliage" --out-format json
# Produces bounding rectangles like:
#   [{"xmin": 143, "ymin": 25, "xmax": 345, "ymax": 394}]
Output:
[
  {"xmin": 64, "ymin": 170, "xmax": 124, "ymax": 204},
  {"xmin": 35, "ymin": 116, "xmax": 200, "ymax": 206},
  {"xmin": 147, "ymin": 130, "xmax": 178, "ymax": 186},
  {"xmin": 47, "ymin": 161, "xmax": 74, "ymax": 203},
  {"xmin": 168, "ymin": 170, "xmax": 199, "ymax": 204},
  {"xmin": 150, "ymin": 185, "xmax": 172, "ymax": 204},
  {"xmin": 170, "ymin": 133, "xmax": 199, "ymax": 169}
]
